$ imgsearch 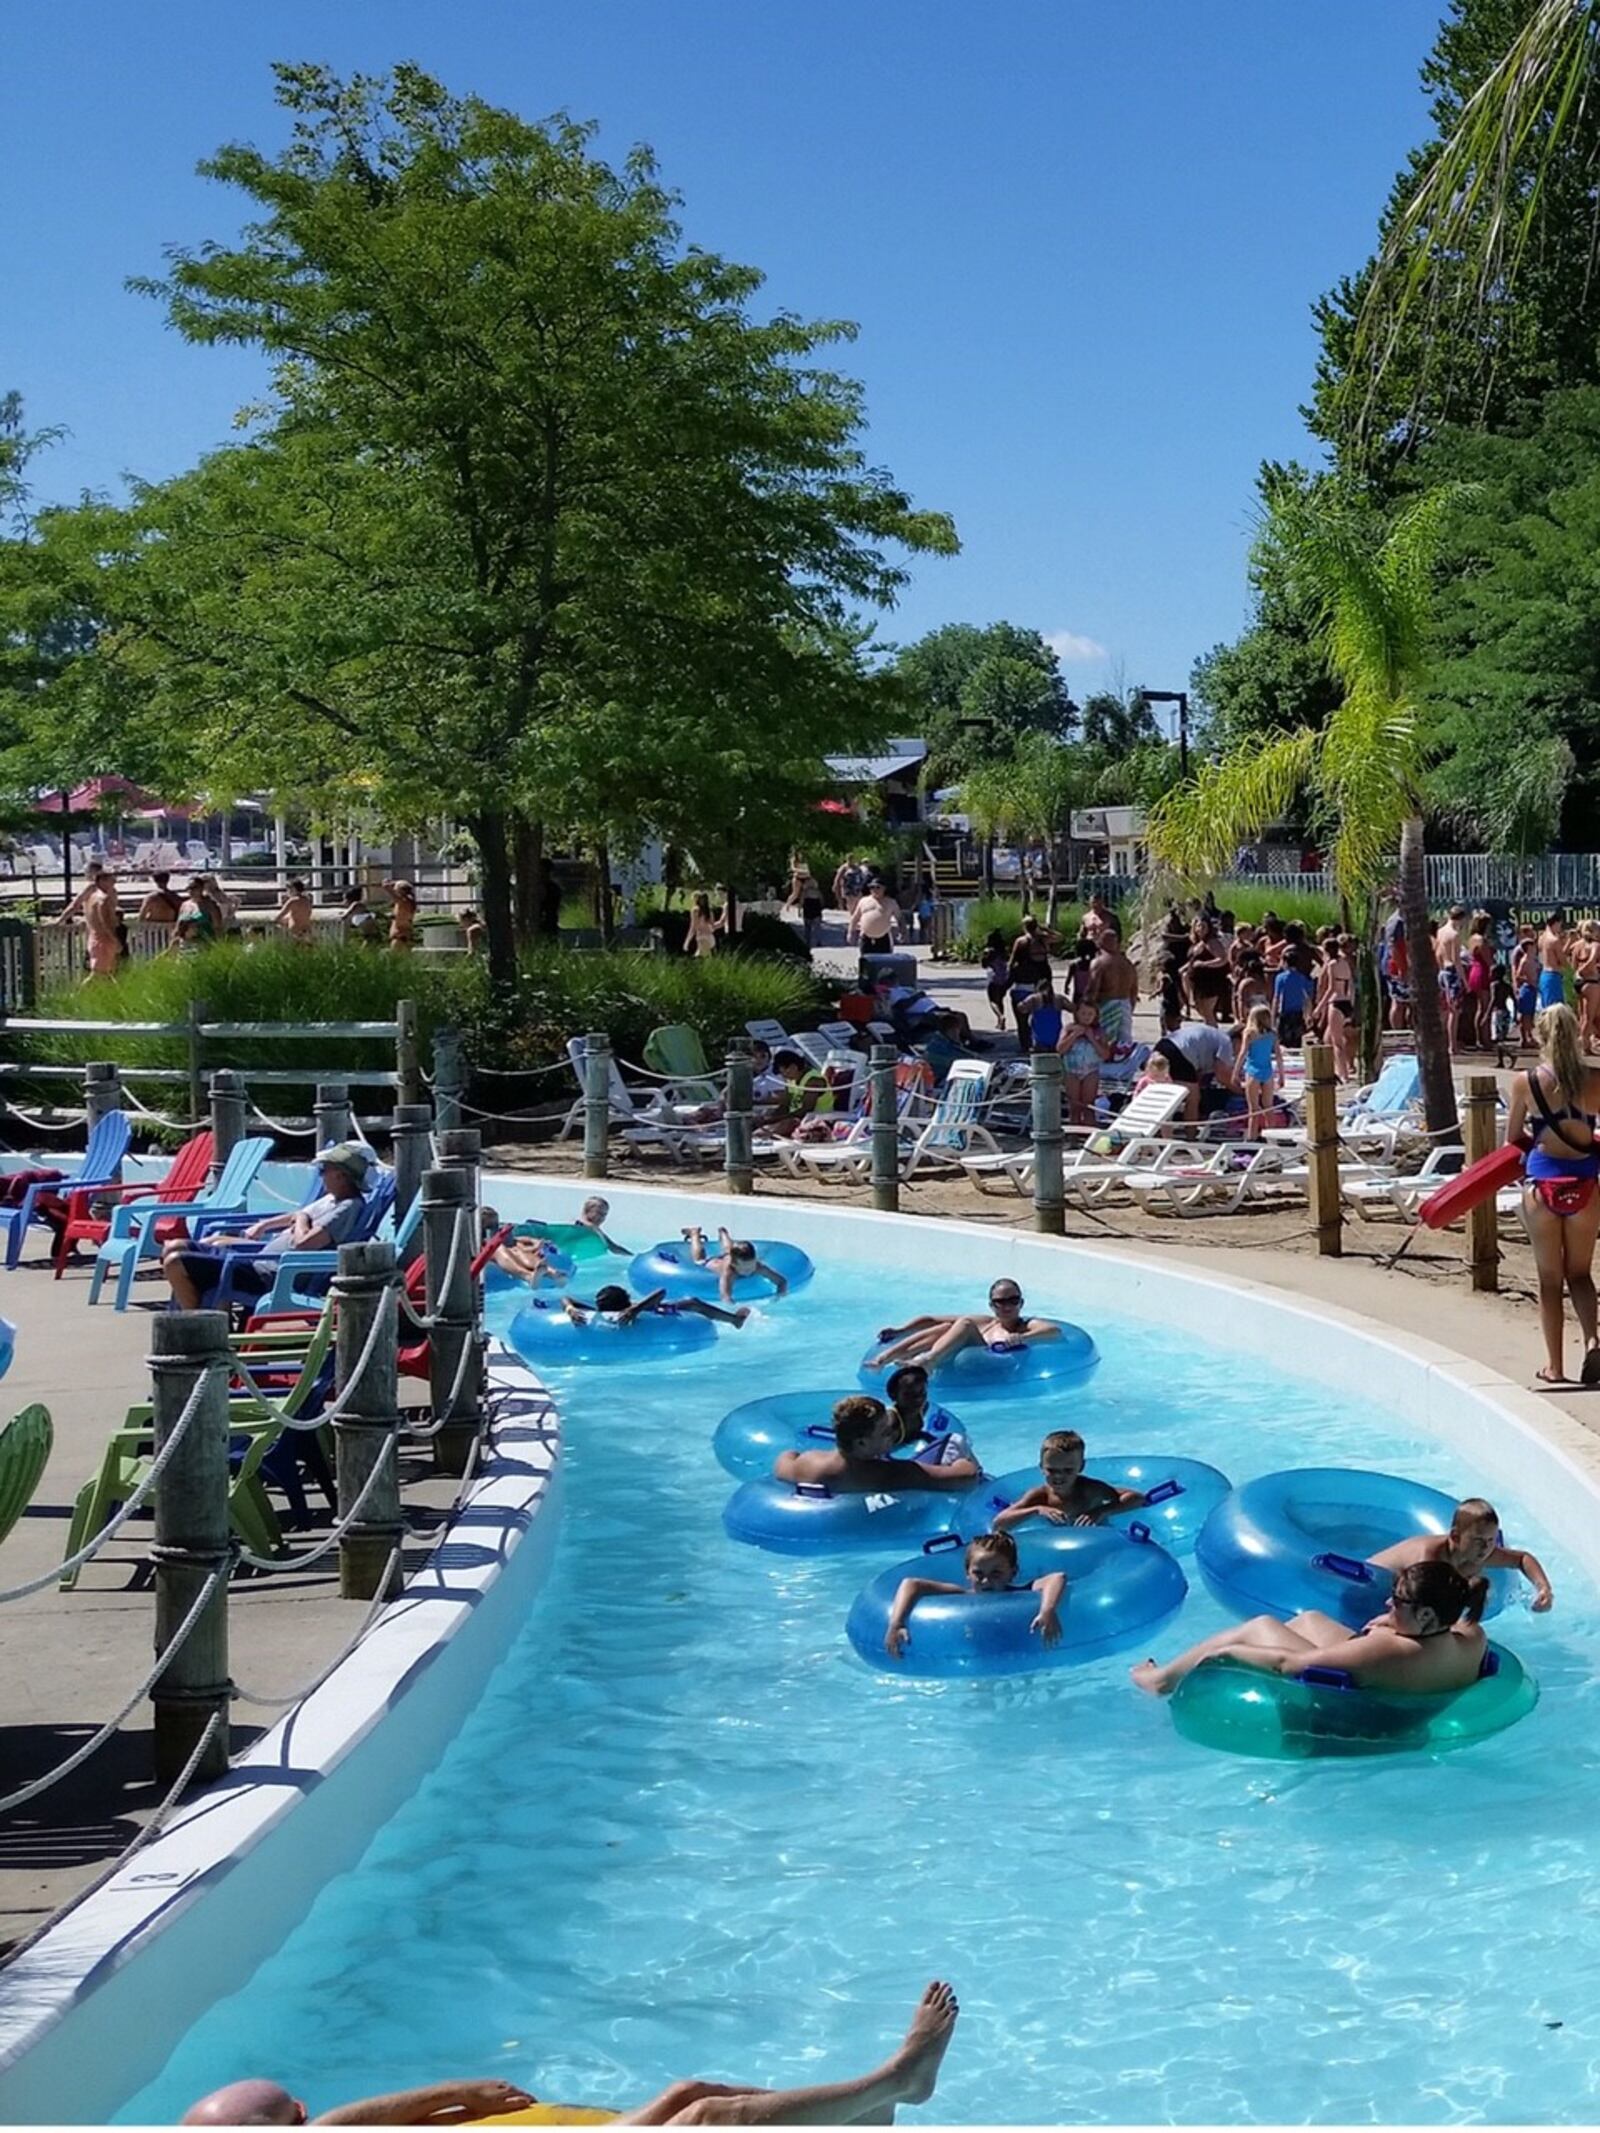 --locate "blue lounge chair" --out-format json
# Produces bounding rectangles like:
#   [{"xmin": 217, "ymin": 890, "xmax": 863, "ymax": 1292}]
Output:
[
  {"xmin": 209, "ymin": 1167, "xmax": 397, "ymax": 1315},
  {"xmin": 260, "ymin": 1187, "xmax": 421, "ymax": 1311},
  {"xmin": 1, "ymin": 1111, "xmax": 132, "ymax": 1269},
  {"xmin": 89, "ymin": 1136, "xmax": 274, "ymax": 1311}
]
